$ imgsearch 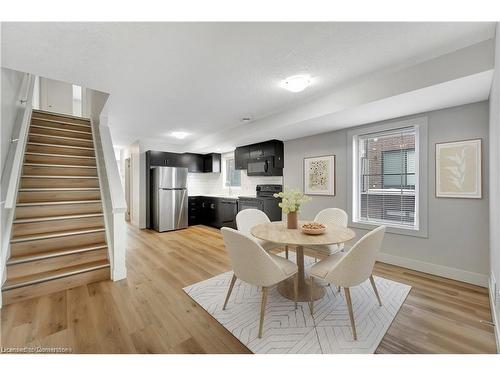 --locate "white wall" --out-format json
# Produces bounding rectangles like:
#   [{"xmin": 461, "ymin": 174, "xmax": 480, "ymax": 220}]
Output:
[
  {"xmin": 187, "ymin": 152, "xmax": 283, "ymax": 196},
  {"xmin": 1, "ymin": 67, "xmax": 26, "ymax": 297},
  {"xmin": 284, "ymin": 101, "xmax": 490, "ymax": 286},
  {"xmin": 489, "ymin": 24, "xmax": 500, "ymax": 350}
]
